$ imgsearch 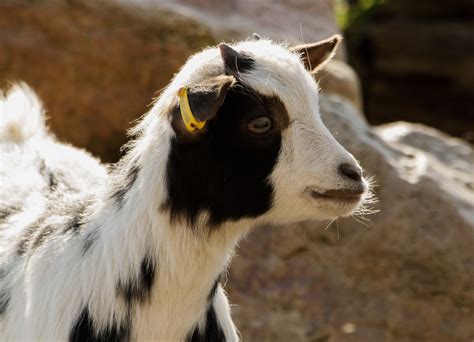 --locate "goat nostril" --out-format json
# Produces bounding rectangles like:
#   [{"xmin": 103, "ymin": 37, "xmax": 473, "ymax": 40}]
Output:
[{"xmin": 338, "ymin": 163, "xmax": 362, "ymax": 182}]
